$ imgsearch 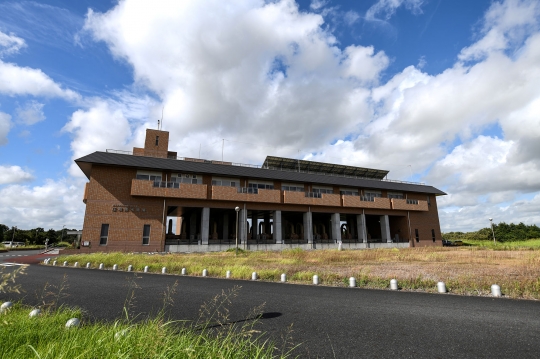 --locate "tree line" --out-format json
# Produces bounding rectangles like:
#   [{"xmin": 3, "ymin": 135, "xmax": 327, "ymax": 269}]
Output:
[
  {"xmin": 0, "ymin": 224, "xmax": 78, "ymax": 245},
  {"xmin": 443, "ymin": 222, "xmax": 540, "ymax": 242}
]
